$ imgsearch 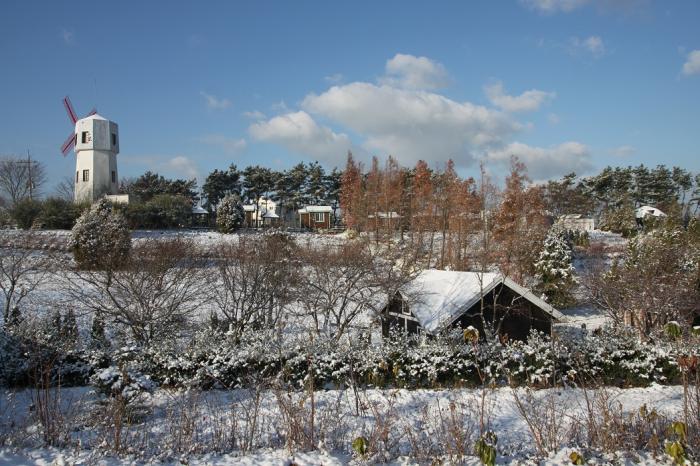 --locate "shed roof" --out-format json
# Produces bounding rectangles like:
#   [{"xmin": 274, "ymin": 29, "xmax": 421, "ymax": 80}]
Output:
[
  {"xmin": 299, "ymin": 205, "xmax": 333, "ymax": 213},
  {"xmin": 399, "ymin": 269, "xmax": 564, "ymax": 333},
  {"xmin": 635, "ymin": 205, "xmax": 666, "ymax": 219},
  {"xmin": 192, "ymin": 205, "xmax": 209, "ymax": 214}
]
